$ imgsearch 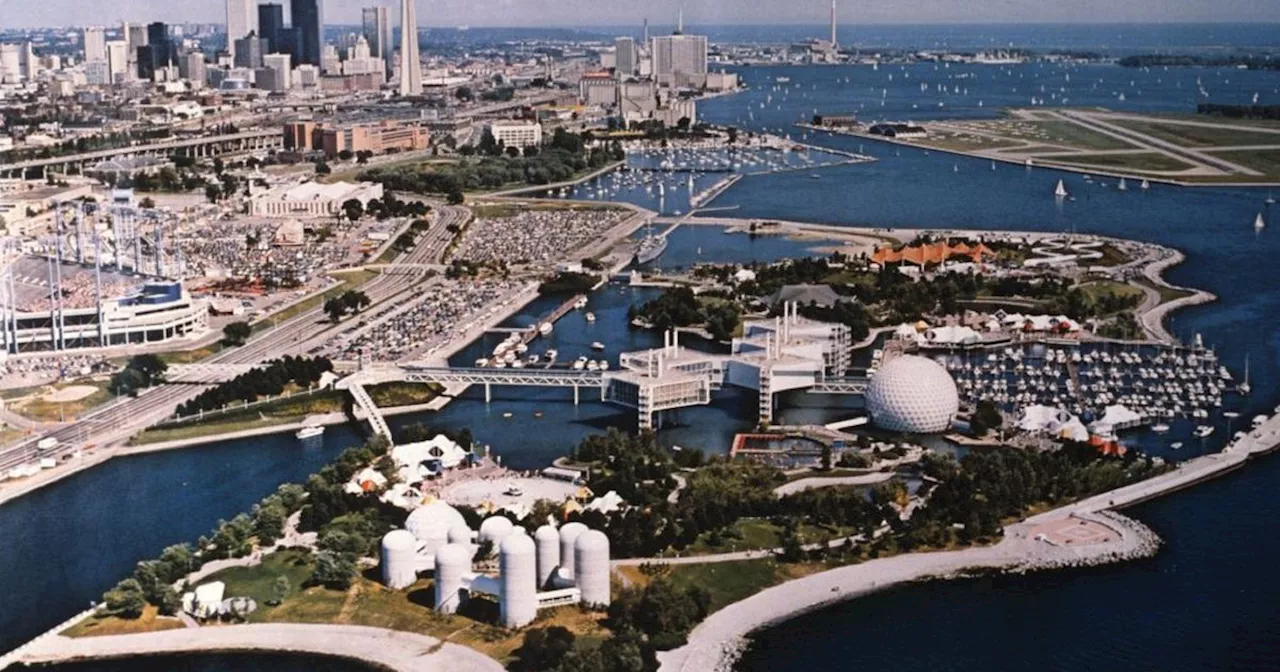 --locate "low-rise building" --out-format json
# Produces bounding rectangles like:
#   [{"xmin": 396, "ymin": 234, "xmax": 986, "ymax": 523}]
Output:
[
  {"xmin": 250, "ymin": 180, "xmax": 384, "ymax": 218},
  {"xmin": 486, "ymin": 121, "xmax": 543, "ymax": 149}
]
